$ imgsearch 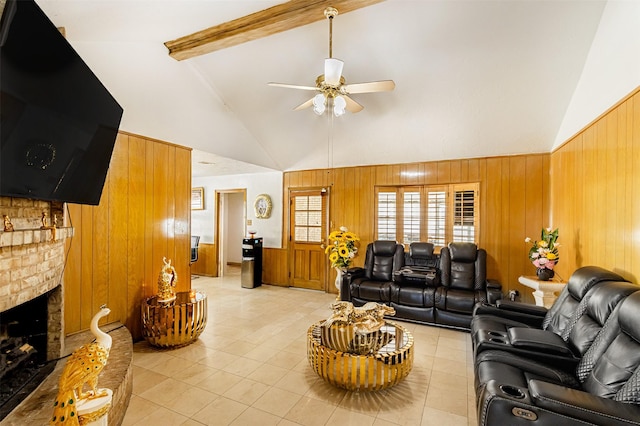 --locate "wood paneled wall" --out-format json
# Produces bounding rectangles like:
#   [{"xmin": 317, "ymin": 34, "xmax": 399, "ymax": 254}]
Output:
[
  {"xmin": 191, "ymin": 242, "xmax": 217, "ymax": 276},
  {"xmin": 551, "ymin": 87, "xmax": 640, "ymax": 283},
  {"xmin": 263, "ymin": 248, "xmax": 288, "ymax": 286},
  {"xmin": 273, "ymin": 154, "xmax": 551, "ymax": 302},
  {"xmin": 64, "ymin": 132, "xmax": 192, "ymax": 340}
]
